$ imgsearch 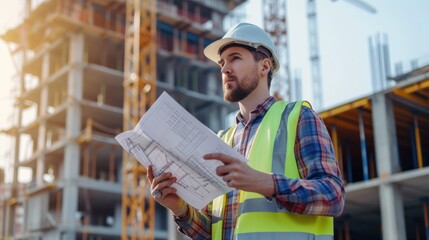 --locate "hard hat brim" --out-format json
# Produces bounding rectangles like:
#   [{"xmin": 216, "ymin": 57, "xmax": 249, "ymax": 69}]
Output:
[{"xmin": 203, "ymin": 37, "xmax": 245, "ymax": 66}]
